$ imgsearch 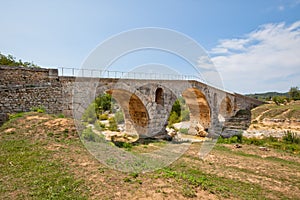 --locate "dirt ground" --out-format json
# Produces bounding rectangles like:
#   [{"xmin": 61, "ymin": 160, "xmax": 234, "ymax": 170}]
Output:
[{"xmin": 1, "ymin": 113, "xmax": 300, "ymax": 199}]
